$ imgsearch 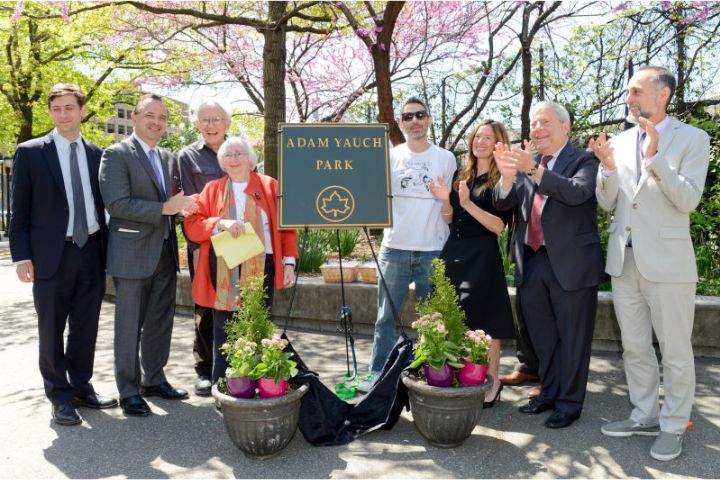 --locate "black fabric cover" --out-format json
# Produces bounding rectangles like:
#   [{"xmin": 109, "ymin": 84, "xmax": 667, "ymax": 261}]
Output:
[{"xmin": 284, "ymin": 333, "xmax": 412, "ymax": 446}]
